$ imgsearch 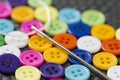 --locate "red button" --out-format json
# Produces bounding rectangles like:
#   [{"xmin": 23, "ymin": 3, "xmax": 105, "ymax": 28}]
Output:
[{"xmin": 50, "ymin": 78, "xmax": 64, "ymax": 80}]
